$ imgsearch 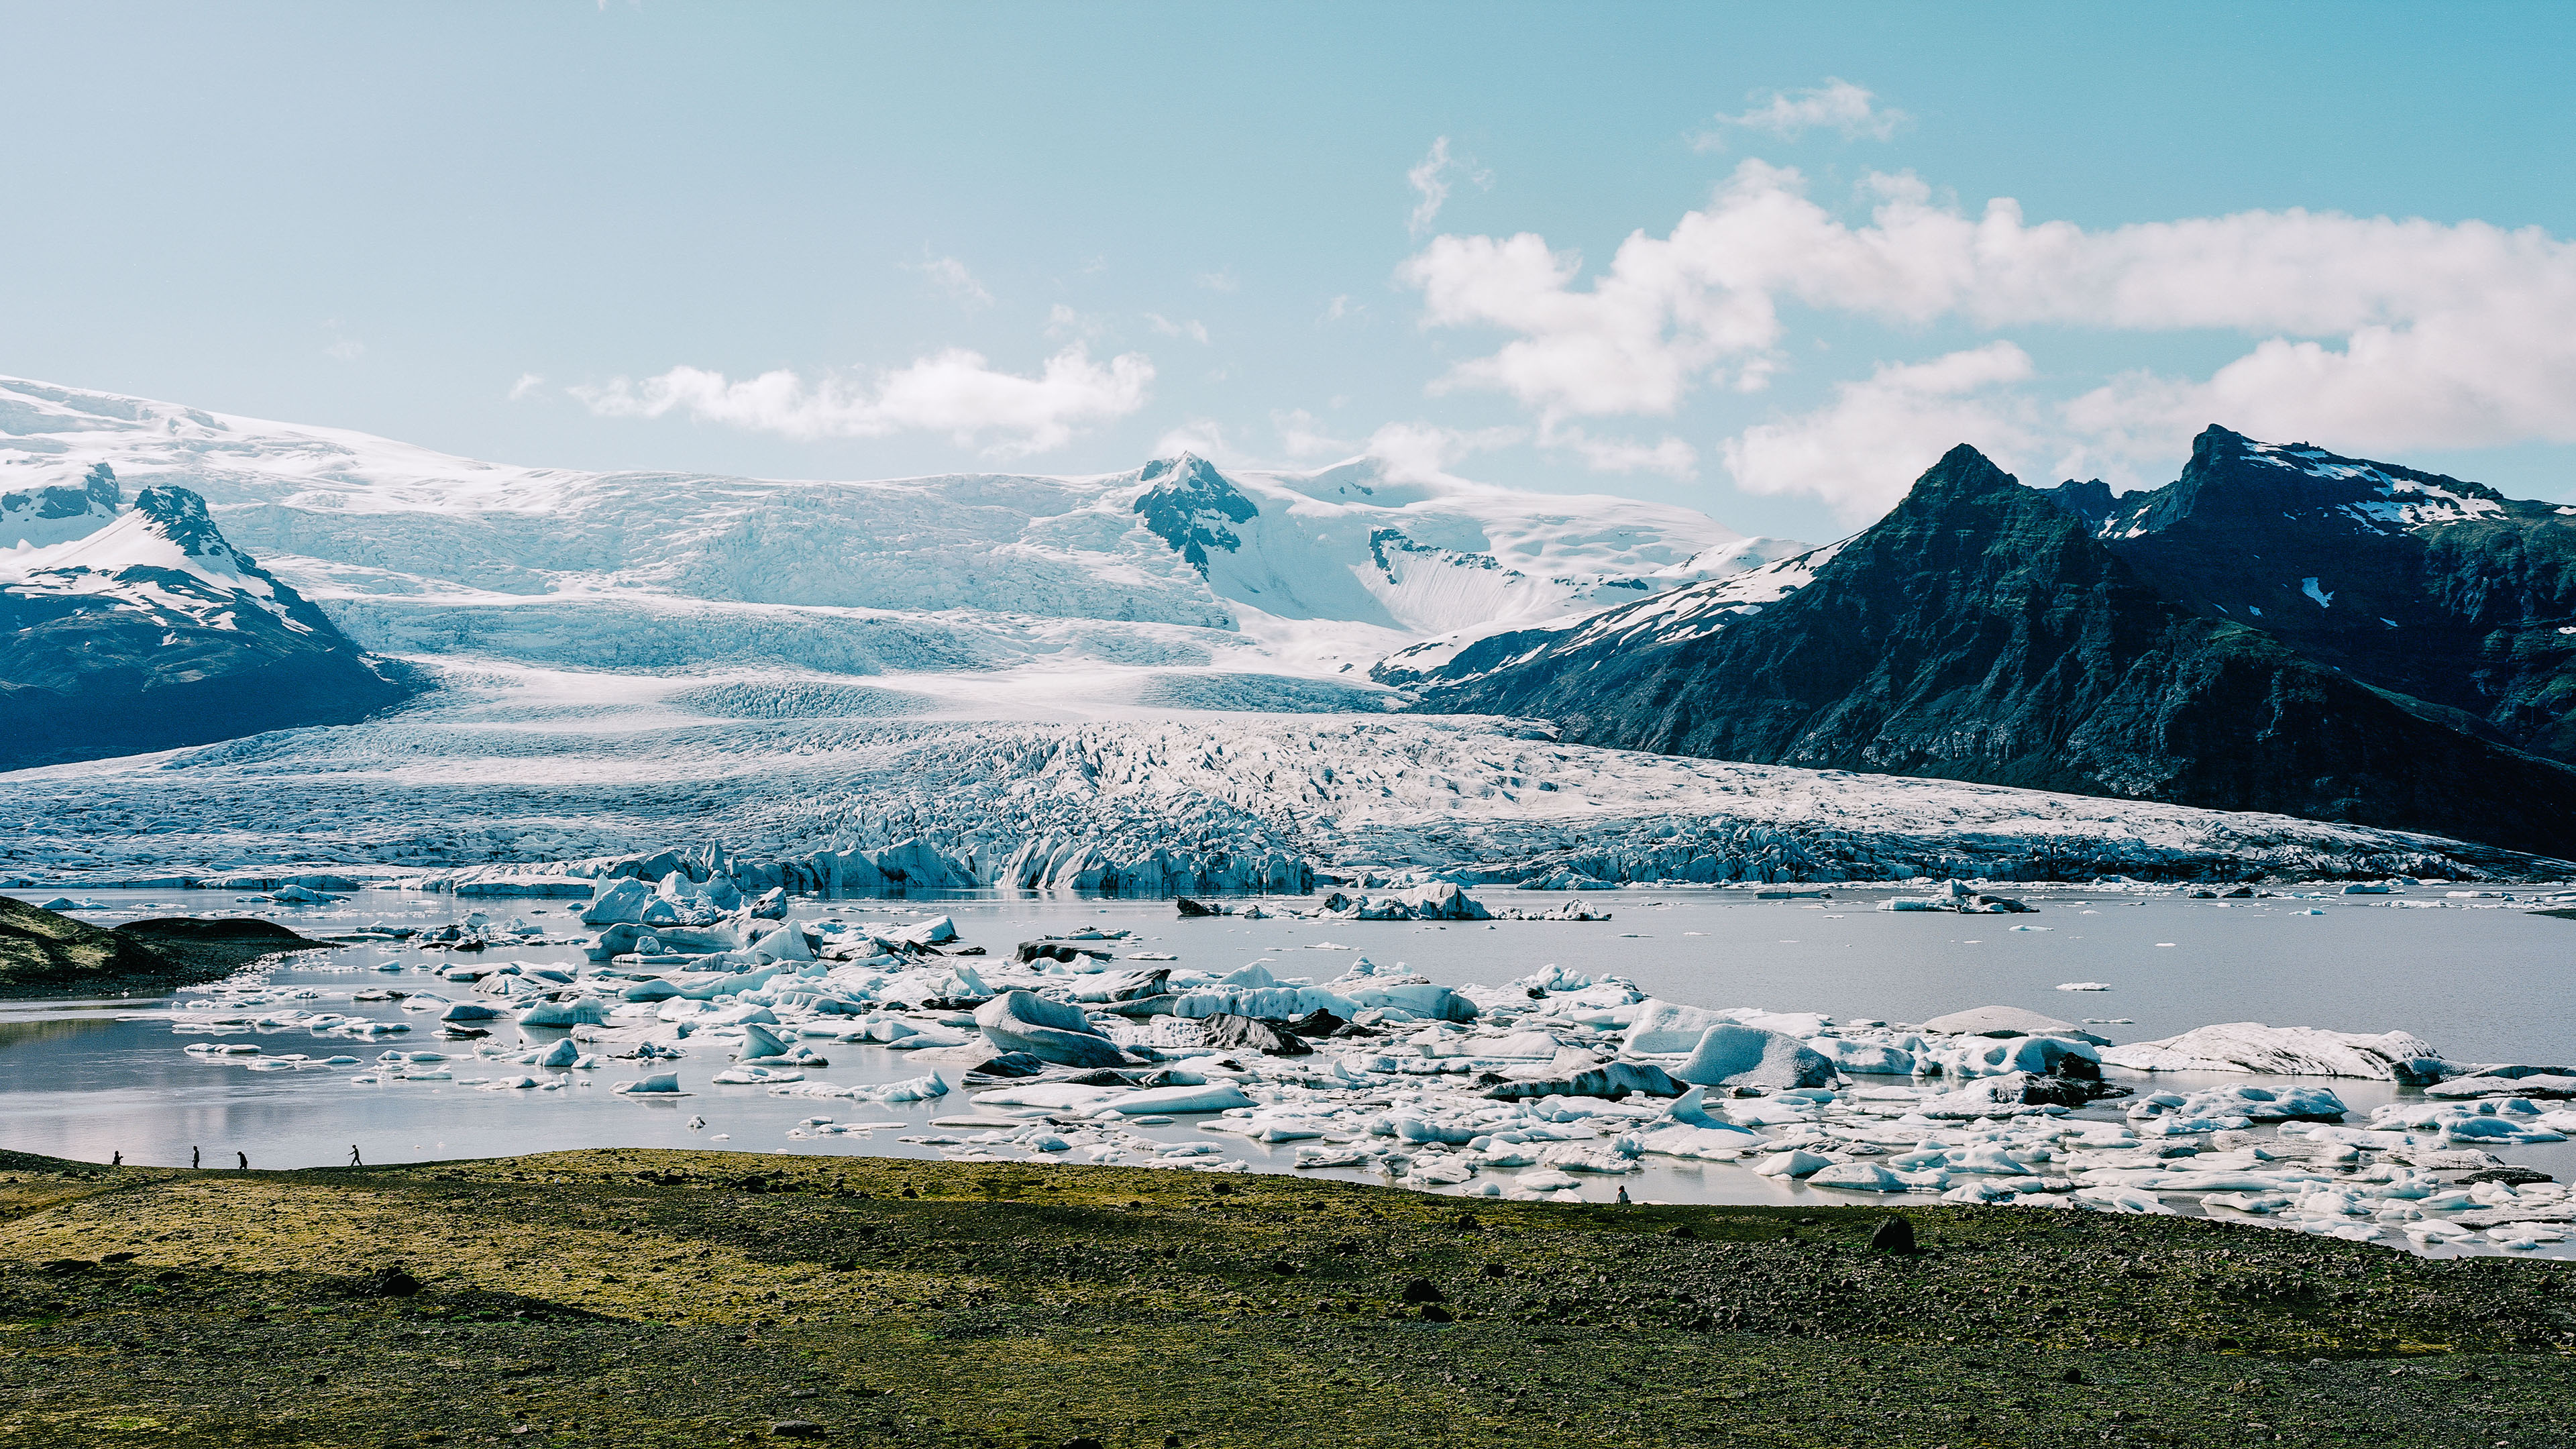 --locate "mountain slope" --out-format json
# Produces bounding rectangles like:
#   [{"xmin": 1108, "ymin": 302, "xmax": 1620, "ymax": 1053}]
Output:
[
  {"xmin": 2043, "ymin": 425, "xmax": 2576, "ymax": 761},
  {"xmin": 0, "ymin": 484, "xmax": 413, "ymax": 769},
  {"xmin": 0, "ymin": 377, "xmax": 1800, "ymax": 702},
  {"xmin": 1390, "ymin": 445, "xmax": 2576, "ymax": 859}
]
